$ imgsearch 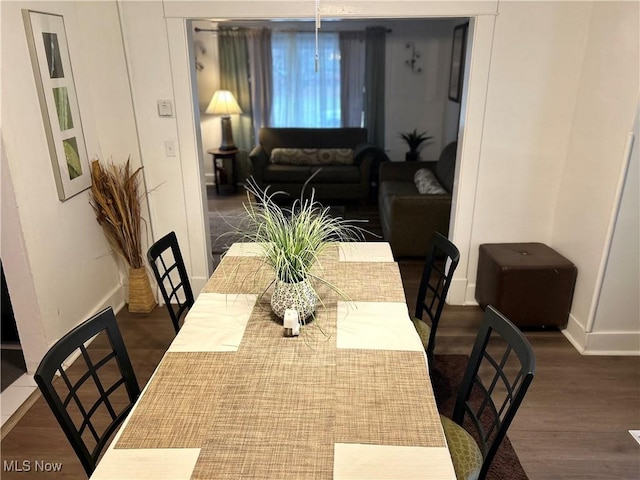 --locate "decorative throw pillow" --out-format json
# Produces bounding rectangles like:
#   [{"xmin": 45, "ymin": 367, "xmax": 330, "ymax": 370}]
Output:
[
  {"xmin": 270, "ymin": 148, "xmax": 318, "ymax": 165},
  {"xmin": 414, "ymin": 168, "xmax": 447, "ymax": 194},
  {"xmin": 270, "ymin": 148, "xmax": 355, "ymax": 166},
  {"xmin": 316, "ymin": 148, "xmax": 354, "ymax": 165}
]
